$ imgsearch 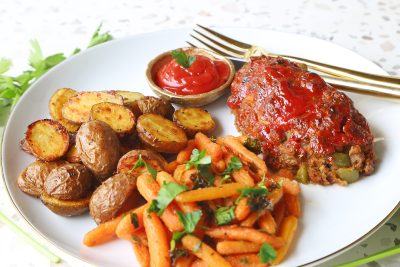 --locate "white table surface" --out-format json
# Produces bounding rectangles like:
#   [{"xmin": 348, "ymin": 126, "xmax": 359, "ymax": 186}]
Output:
[{"xmin": 0, "ymin": 0, "xmax": 399, "ymax": 266}]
